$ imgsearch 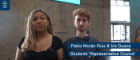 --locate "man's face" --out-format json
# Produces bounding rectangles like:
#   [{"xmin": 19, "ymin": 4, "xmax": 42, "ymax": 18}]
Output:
[{"xmin": 74, "ymin": 15, "xmax": 89, "ymax": 32}]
